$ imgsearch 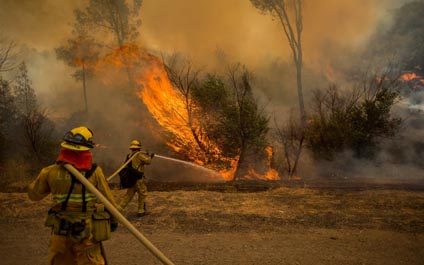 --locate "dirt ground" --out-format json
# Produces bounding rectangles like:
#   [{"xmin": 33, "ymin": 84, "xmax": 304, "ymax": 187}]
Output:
[{"xmin": 1, "ymin": 185, "xmax": 423, "ymax": 265}]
